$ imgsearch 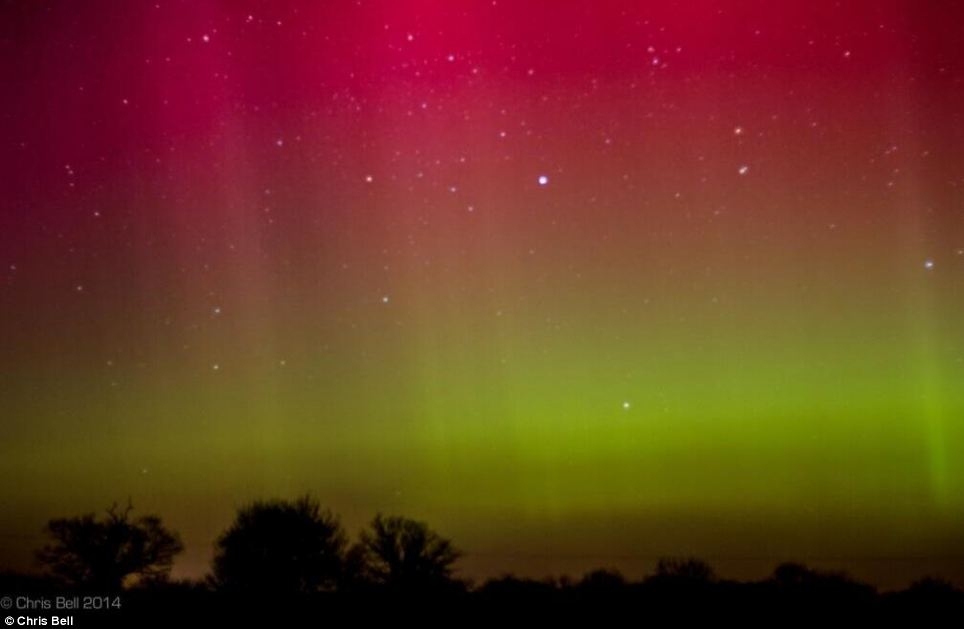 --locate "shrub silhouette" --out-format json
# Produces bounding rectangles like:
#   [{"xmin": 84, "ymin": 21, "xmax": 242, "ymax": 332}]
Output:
[
  {"xmin": 355, "ymin": 514, "xmax": 461, "ymax": 591},
  {"xmin": 768, "ymin": 561, "xmax": 877, "ymax": 609},
  {"xmin": 577, "ymin": 568, "xmax": 627, "ymax": 591},
  {"xmin": 772, "ymin": 561, "xmax": 815, "ymax": 586},
  {"xmin": 907, "ymin": 576, "xmax": 958, "ymax": 595},
  {"xmin": 892, "ymin": 576, "xmax": 964, "ymax": 610},
  {"xmin": 211, "ymin": 496, "xmax": 347, "ymax": 594},
  {"xmin": 652, "ymin": 557, "xmax": 716, "ymax": 583},
  {"xmin": 770, "ymin": 562, "xmax": 868, "ymax": 591},
  {"xmin": 36, "ymin": 502, "xmax": 182, "ymax": 589},
  {"xmin": 477, "ymin": 575, "xmax": 560, "ymax": 603}
]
